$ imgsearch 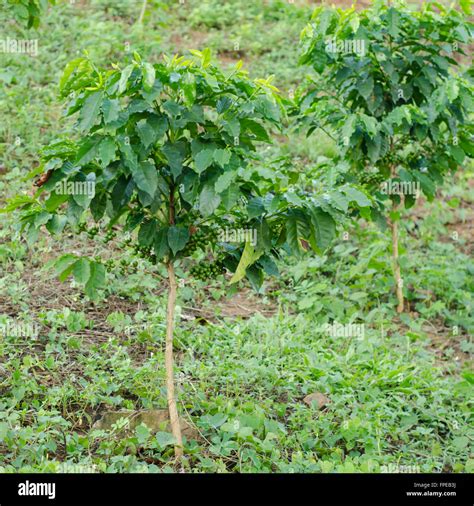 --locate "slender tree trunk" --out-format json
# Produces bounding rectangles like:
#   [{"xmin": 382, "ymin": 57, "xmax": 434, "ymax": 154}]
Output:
[
  {"xmin": 390, "ymin": 212, "xmax": 404, "ymax": 313},
  {"xmin": 390, "ymin": 163, "xmax": 404, "ymax": 313},
  {"xmin": 137, "ymin": 0, "xmax": 148, "ymax": 24},
  {"xmin": 165, "ymin": 261, "xmax": 183, "ymax": 459}
]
